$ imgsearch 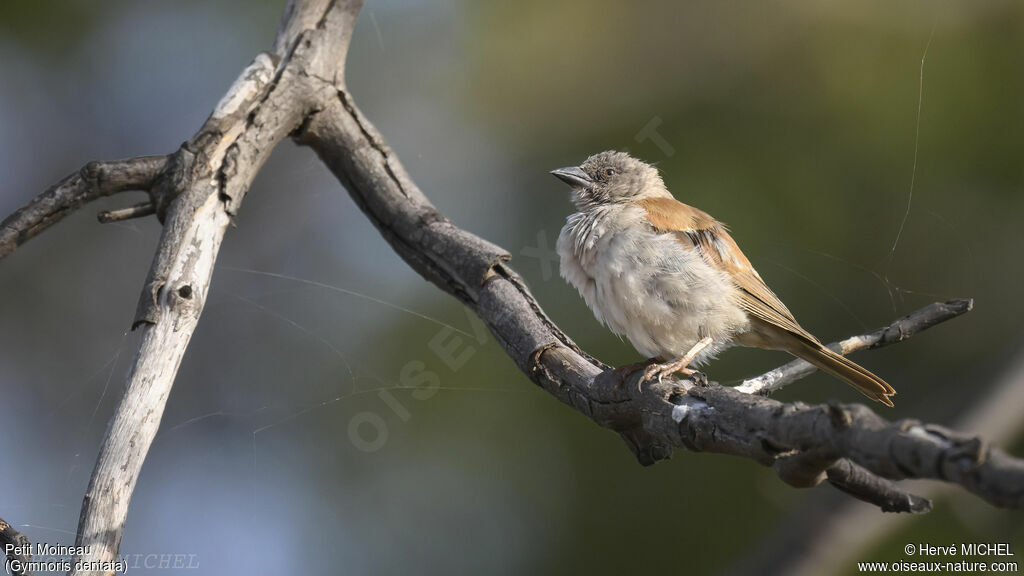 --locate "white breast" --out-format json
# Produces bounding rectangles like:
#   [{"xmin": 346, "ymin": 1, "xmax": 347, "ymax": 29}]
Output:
[{"xmin": 556, "ymin": 204, "xmax": 749, "ymax": 364}]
